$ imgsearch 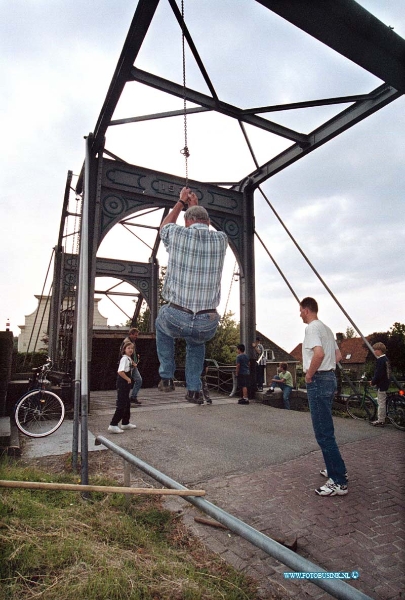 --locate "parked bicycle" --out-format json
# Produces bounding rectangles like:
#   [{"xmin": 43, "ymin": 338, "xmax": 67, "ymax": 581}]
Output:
[
  {"xmin": 14, "ymin": 359, "xmax": 65, "ymax": 438},
  {"xmin": 346, "ymin": 376, "xmax": 405, "ymax": 431}
]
